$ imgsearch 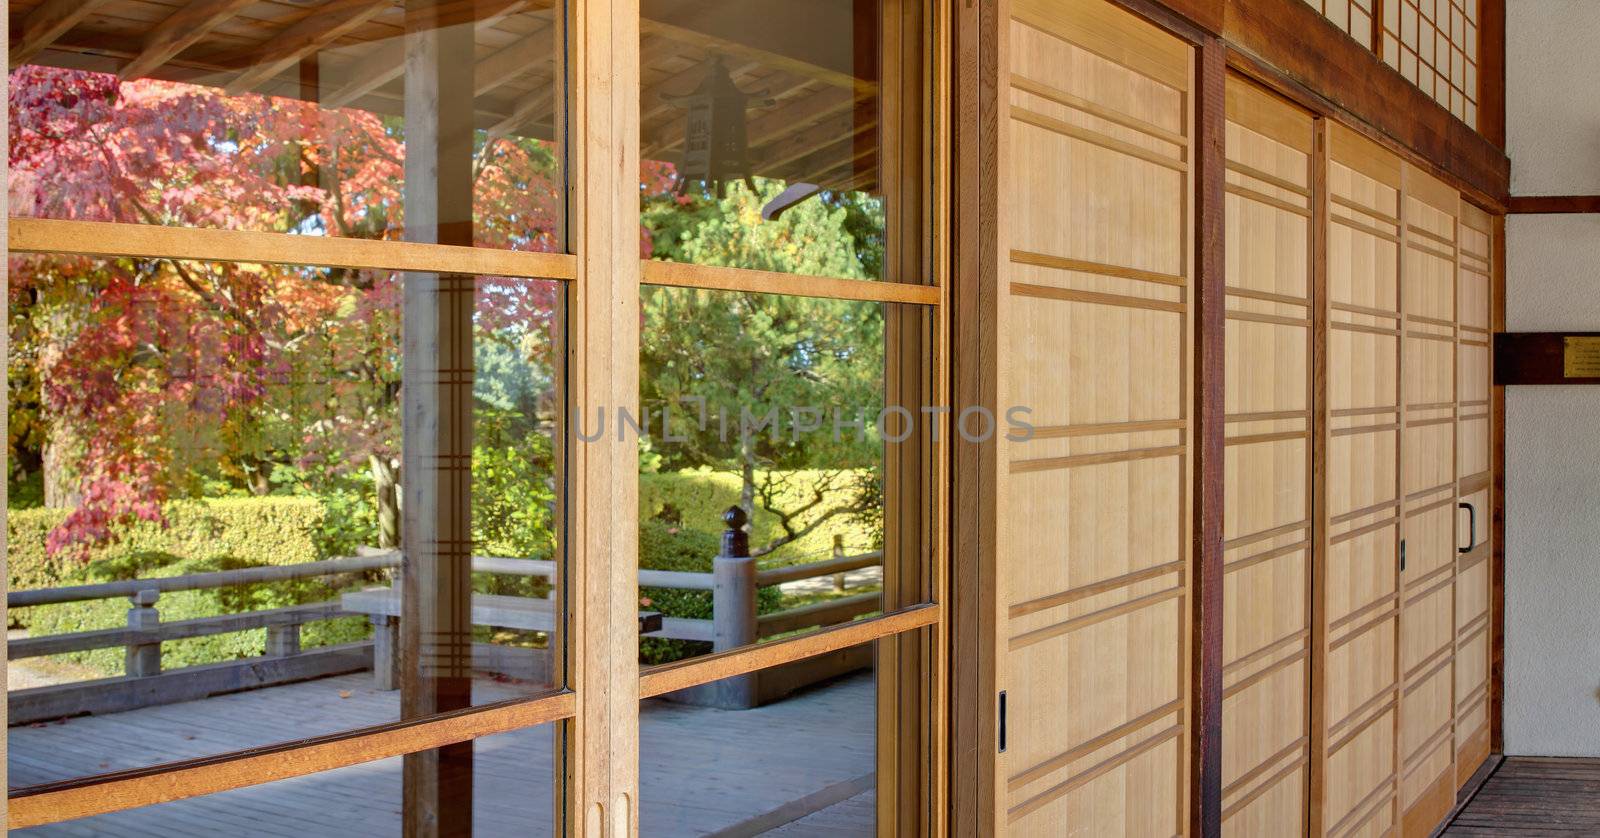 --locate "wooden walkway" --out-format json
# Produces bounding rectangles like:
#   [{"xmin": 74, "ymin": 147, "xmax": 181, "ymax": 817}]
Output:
[
  {"xmin": 11, "ymin": 672, "xmax": 875, "ymax": 836},
  {"xmin": 1443, "ymin": 757, "xmax": 1600, "ymax": 836}
]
